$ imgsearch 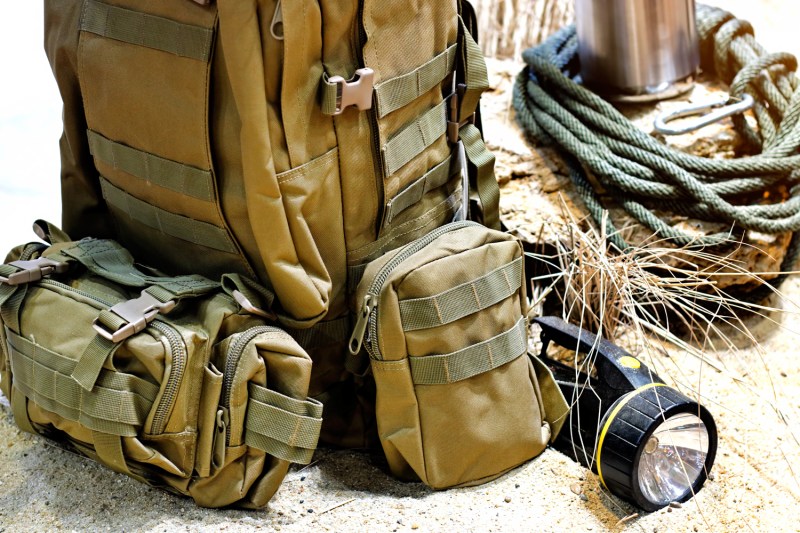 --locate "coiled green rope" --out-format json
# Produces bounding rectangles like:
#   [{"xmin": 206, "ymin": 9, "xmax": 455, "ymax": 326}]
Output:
[{"xmin": 513, "ymin": 4, "xmax": 800, "ymax": 294}]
